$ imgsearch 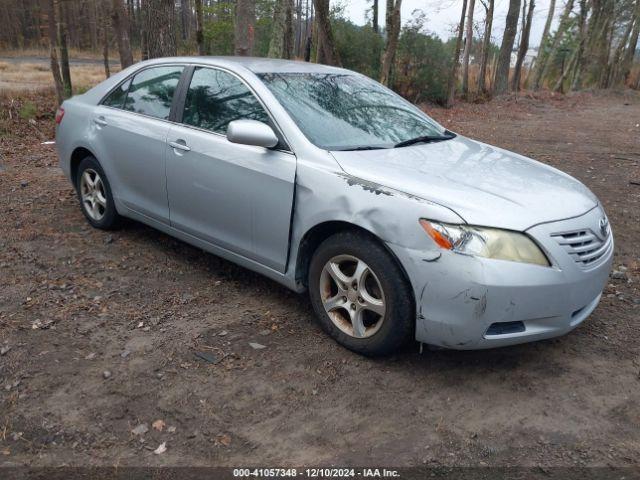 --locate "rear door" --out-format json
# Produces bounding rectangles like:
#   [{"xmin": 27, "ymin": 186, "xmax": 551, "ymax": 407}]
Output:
[
  {"xmin": 93, "ymin": 65, "xmax": 185, "ymax": 223},
  {"xmin": 165, "ymin": 66, "xmax": 296, "ymax": 272}
]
